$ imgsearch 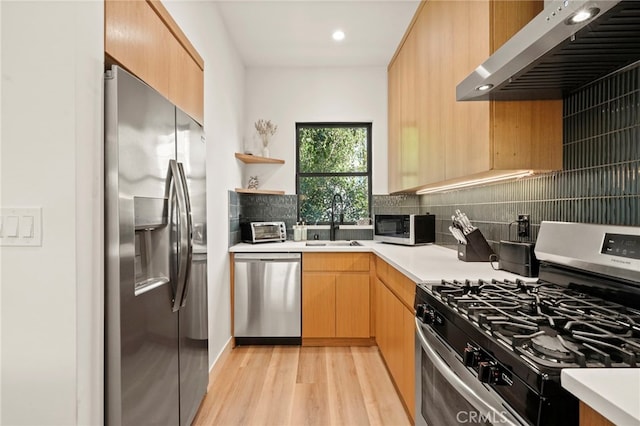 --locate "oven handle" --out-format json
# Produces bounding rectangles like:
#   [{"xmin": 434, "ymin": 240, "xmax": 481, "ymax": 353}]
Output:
[{"xmin": 415, "ymin": 318, "xmax": 521, "ymax": 426}]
